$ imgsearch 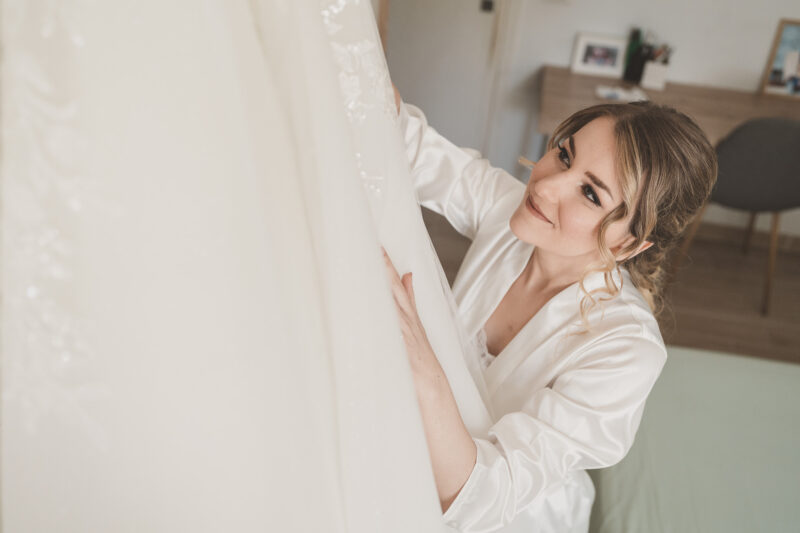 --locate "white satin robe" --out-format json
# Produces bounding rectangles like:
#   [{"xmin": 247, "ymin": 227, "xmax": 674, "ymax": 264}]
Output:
[{"xmin": 399, "ymin": 102, "xmax": 668, "ymax": 533}]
